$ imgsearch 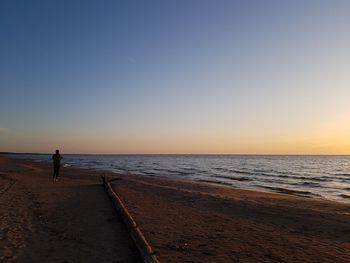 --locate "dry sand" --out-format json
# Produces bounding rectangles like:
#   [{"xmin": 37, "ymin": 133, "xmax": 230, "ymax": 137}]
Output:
[
  {"xmin": 0, "ymin": 156, "xmax": 140, "ymax": 263},
  {"xmin": 111, "ymin": 174, "xmax": 350, "ymax": 263}
]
